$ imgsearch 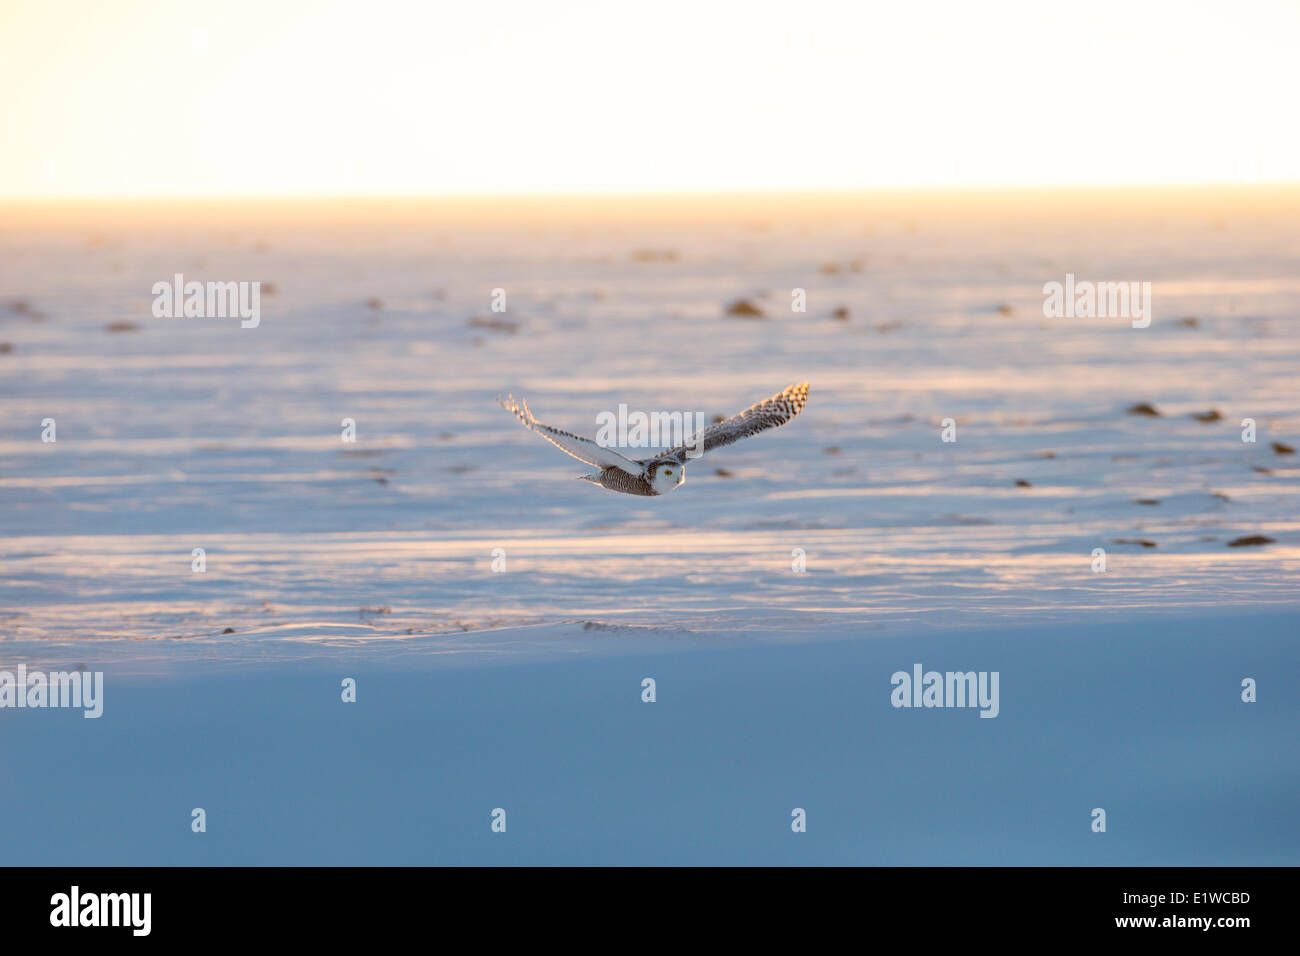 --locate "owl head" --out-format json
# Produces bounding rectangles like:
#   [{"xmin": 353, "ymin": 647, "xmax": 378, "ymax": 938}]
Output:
[{"xmin": 647, "ymin": 460, "xmax": 686, "ymax": 495}]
